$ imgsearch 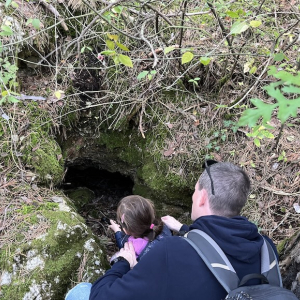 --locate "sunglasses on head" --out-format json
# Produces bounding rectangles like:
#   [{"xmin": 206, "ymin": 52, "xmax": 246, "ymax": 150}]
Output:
[{"xmin": 202, "ymin": 159, "xmax": 218, "ymax": 195}]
